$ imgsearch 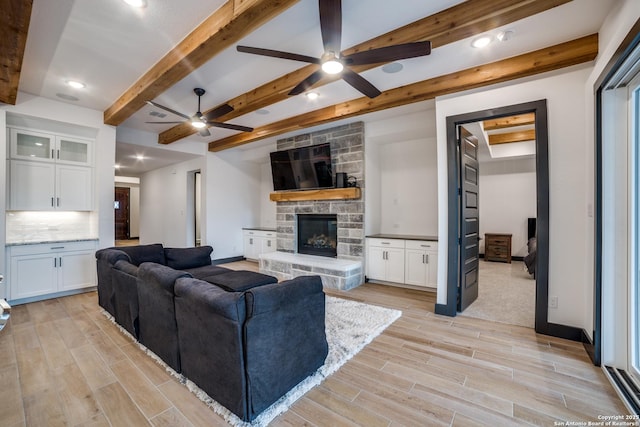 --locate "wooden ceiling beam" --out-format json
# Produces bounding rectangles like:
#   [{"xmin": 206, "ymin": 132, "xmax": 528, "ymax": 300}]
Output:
[
  {"xmin": 159, "ymin": 0, "xmax": 571, "ymax": 144},
  {"xmin": 483, "ymin": 113, "xmax": 536, "ymax": 130},
  {"xmin": 103, "ymin": 0, "xmax": 300, "ymax": 126},
  {"xmin": 489, "ymin": 129, "xmax": 536, "ymax": 145},
  {"xmin": 0, "ymin": 0, "xmax": 33, "ymax": 105},
  {"xmin": 208, "ymin": 34, "xmax": 598, "ymax": 151}
]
